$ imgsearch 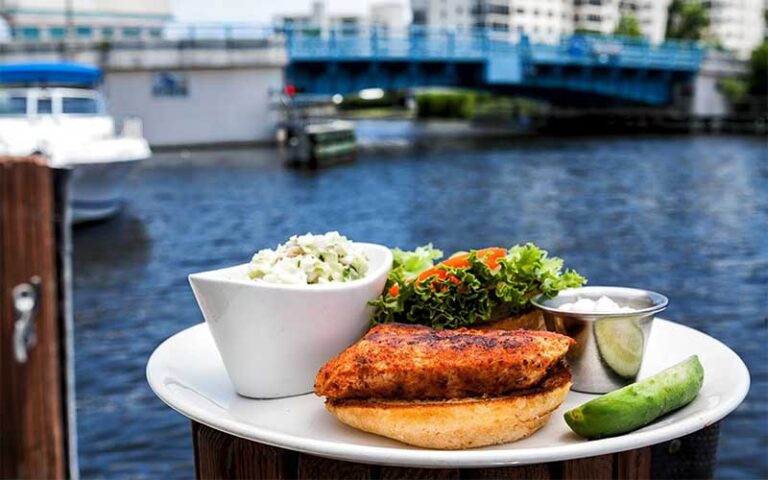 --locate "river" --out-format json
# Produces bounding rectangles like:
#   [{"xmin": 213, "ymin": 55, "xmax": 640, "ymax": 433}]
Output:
[{"xmin": 73, "ymin": 130, "xmax": 767, "ymax": 478}]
